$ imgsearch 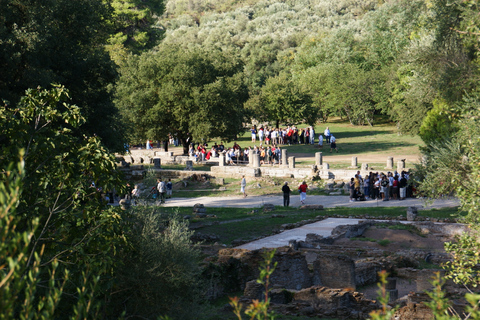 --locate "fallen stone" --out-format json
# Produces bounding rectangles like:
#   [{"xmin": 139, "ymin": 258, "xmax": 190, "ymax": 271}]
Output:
[{"xmin": 263, "ymin": 204, "xmax": 275, "ymax": 212}]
